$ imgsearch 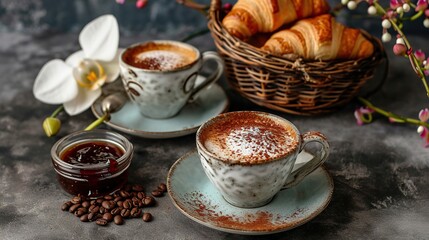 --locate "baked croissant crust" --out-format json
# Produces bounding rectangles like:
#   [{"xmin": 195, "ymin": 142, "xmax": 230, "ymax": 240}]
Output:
[
  {"xmin": 222, "ymin": 0, "xmax": 331, "ymax": 40},
  {"xmin": 261, "ymin": 14, "xmax": 374, "ymax": 60}
]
